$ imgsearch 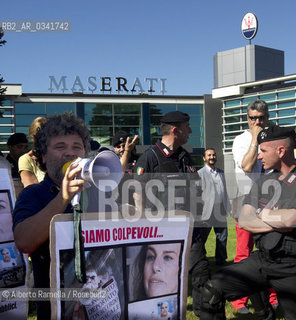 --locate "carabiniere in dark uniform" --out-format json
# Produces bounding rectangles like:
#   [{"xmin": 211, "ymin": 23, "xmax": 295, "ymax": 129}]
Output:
[
  {"xmin": 134, "ymin": 110, "xmax": 210, "ymax": 318},
  {"xmin": 199, "ymin": 125, "xmax": 296, "ymax": 320}
]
